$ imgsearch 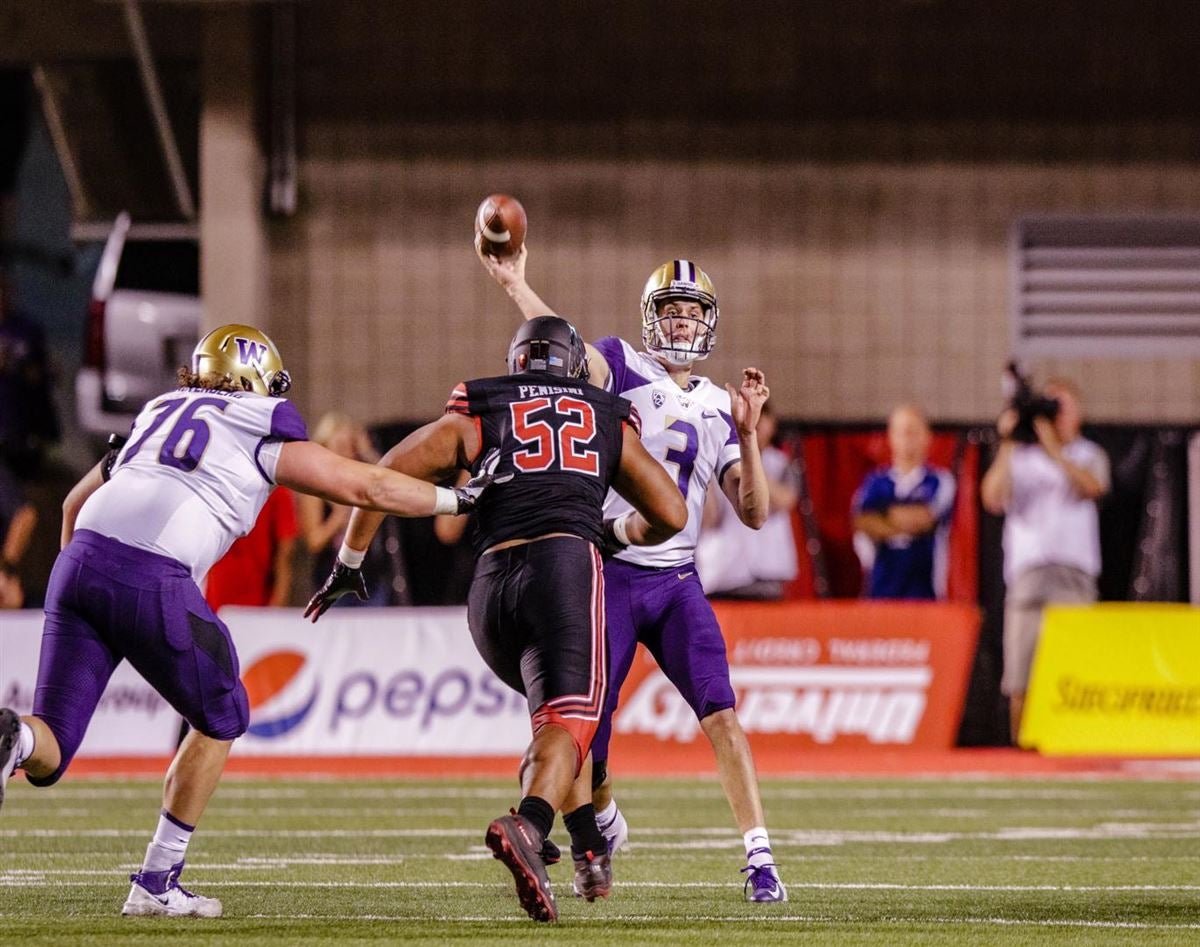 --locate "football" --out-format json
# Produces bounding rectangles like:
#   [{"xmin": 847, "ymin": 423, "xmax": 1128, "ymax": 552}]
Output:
[{"xmin": 475, "ymin": 194, "xmax": 527, "ymax": 258}]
